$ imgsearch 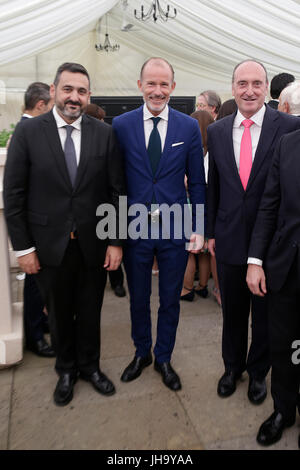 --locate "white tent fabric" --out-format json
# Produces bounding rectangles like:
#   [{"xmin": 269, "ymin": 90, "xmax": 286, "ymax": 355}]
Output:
[
  {"xmin": 0, "ymin": 0, "xmax": 118, "ymax": 64},
  {"xmin": 1, "ymin": 0, "xmax": 300, "ymax": 126}
]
